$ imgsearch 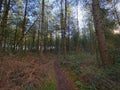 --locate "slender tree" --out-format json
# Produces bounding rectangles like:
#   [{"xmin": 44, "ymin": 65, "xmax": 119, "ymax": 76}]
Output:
[
  {"xmin": 60, "ymin": 0, "xmax": 64, "ymax": 55},
  {"xmin": 13, "ymin": 21, "xmax": 18, "ymax": 50},
  {"xmin": 37, "ymin": 19, "xmax": 41, "ymax": 52},
  {"xmin": 63, "ymin": 0, "xmax": 67, "ymax": 58},
  {"xmin": 40, "ymin": 0, "xmax": 45, "ymax": 53},
  {"xmin": 0, "ymin": 0, "xmax": 11, "ymax": 49},
  {"xmin": 76, "ymin": 0, "xmax": 80, "ymax": 52},
  {"xmin": 21, "ymin": 0, "xmax": 28, "ymax": 50}
]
